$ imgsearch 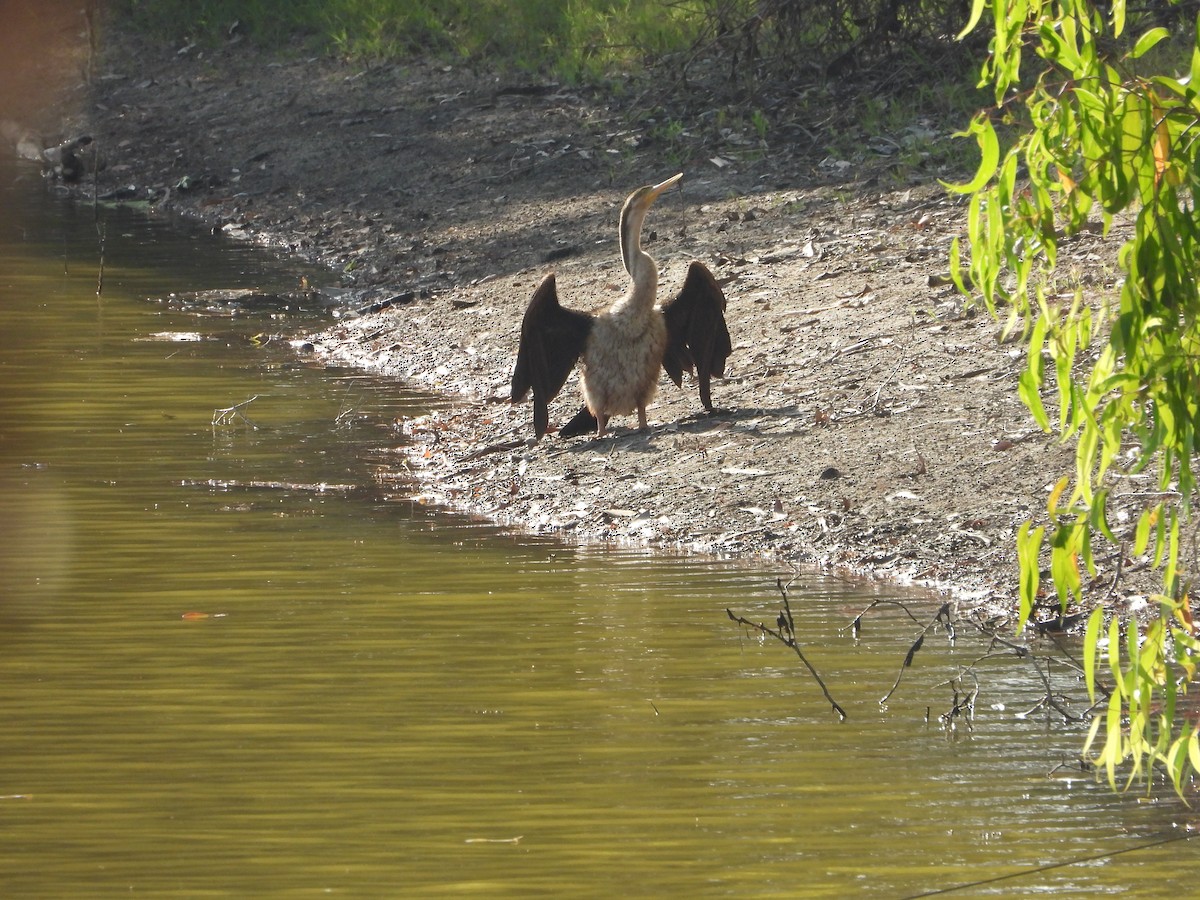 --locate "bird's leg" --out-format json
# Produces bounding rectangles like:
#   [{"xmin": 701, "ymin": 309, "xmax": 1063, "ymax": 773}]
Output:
[
  {"xmin": 597, "ymin": 413, "xmax": 610, "ymax": 438},
  {"xmin": 637, "ymin": 404, "xmax": 649, "ymax": 431}
]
